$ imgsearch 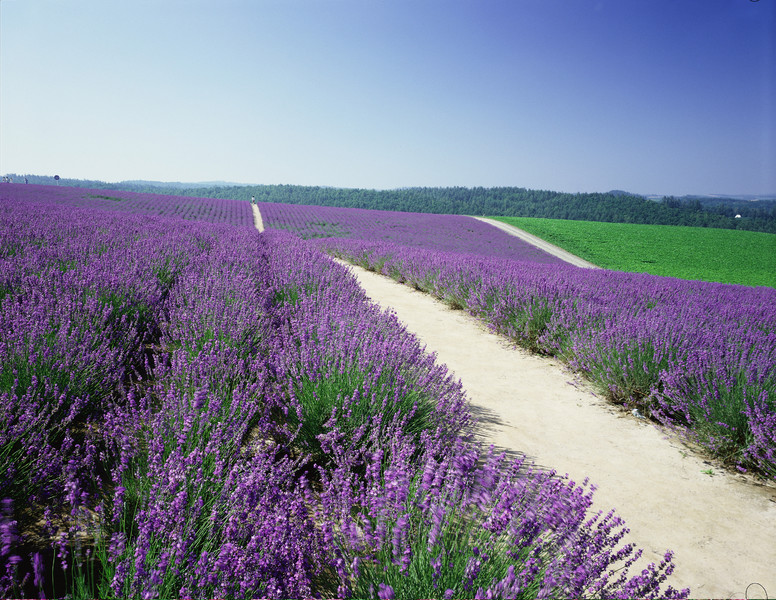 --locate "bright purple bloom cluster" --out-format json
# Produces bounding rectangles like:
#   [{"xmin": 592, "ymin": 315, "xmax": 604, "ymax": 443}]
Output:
[{"xmin": 0, "ymin": 186, "xmax": 688, "ymax": 598}]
